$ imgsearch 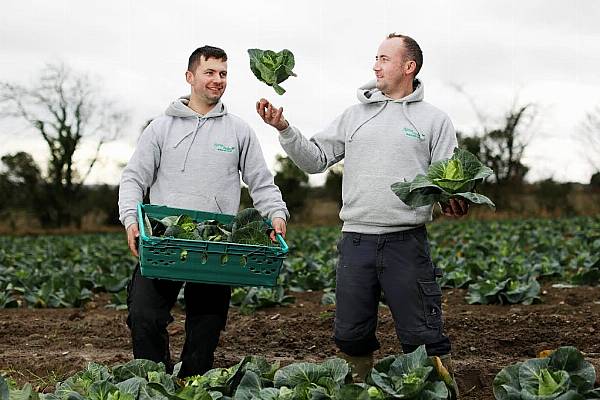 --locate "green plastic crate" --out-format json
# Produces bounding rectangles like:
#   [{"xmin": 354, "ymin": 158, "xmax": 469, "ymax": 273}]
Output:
[{"xmin": 137, "ymin": 203, "xmax": 288, "ymax": 287}]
